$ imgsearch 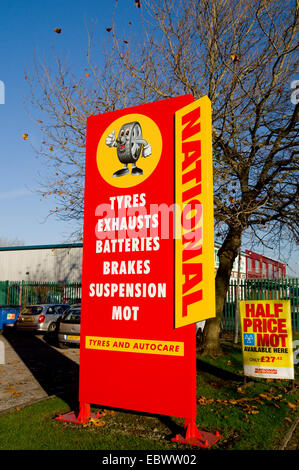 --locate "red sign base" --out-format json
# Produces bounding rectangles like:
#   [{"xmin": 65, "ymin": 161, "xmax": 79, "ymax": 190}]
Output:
[
  {"xmin": 56, "ymin": 402, "xmax": 221, "ymax": 448},
  {"xmin": 55, "ymin": 402, "xmax": 101, "ymax": 425},
  {"xmin": 171, "ymin": 421, "xmax": 221, "ymax": 449}
]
